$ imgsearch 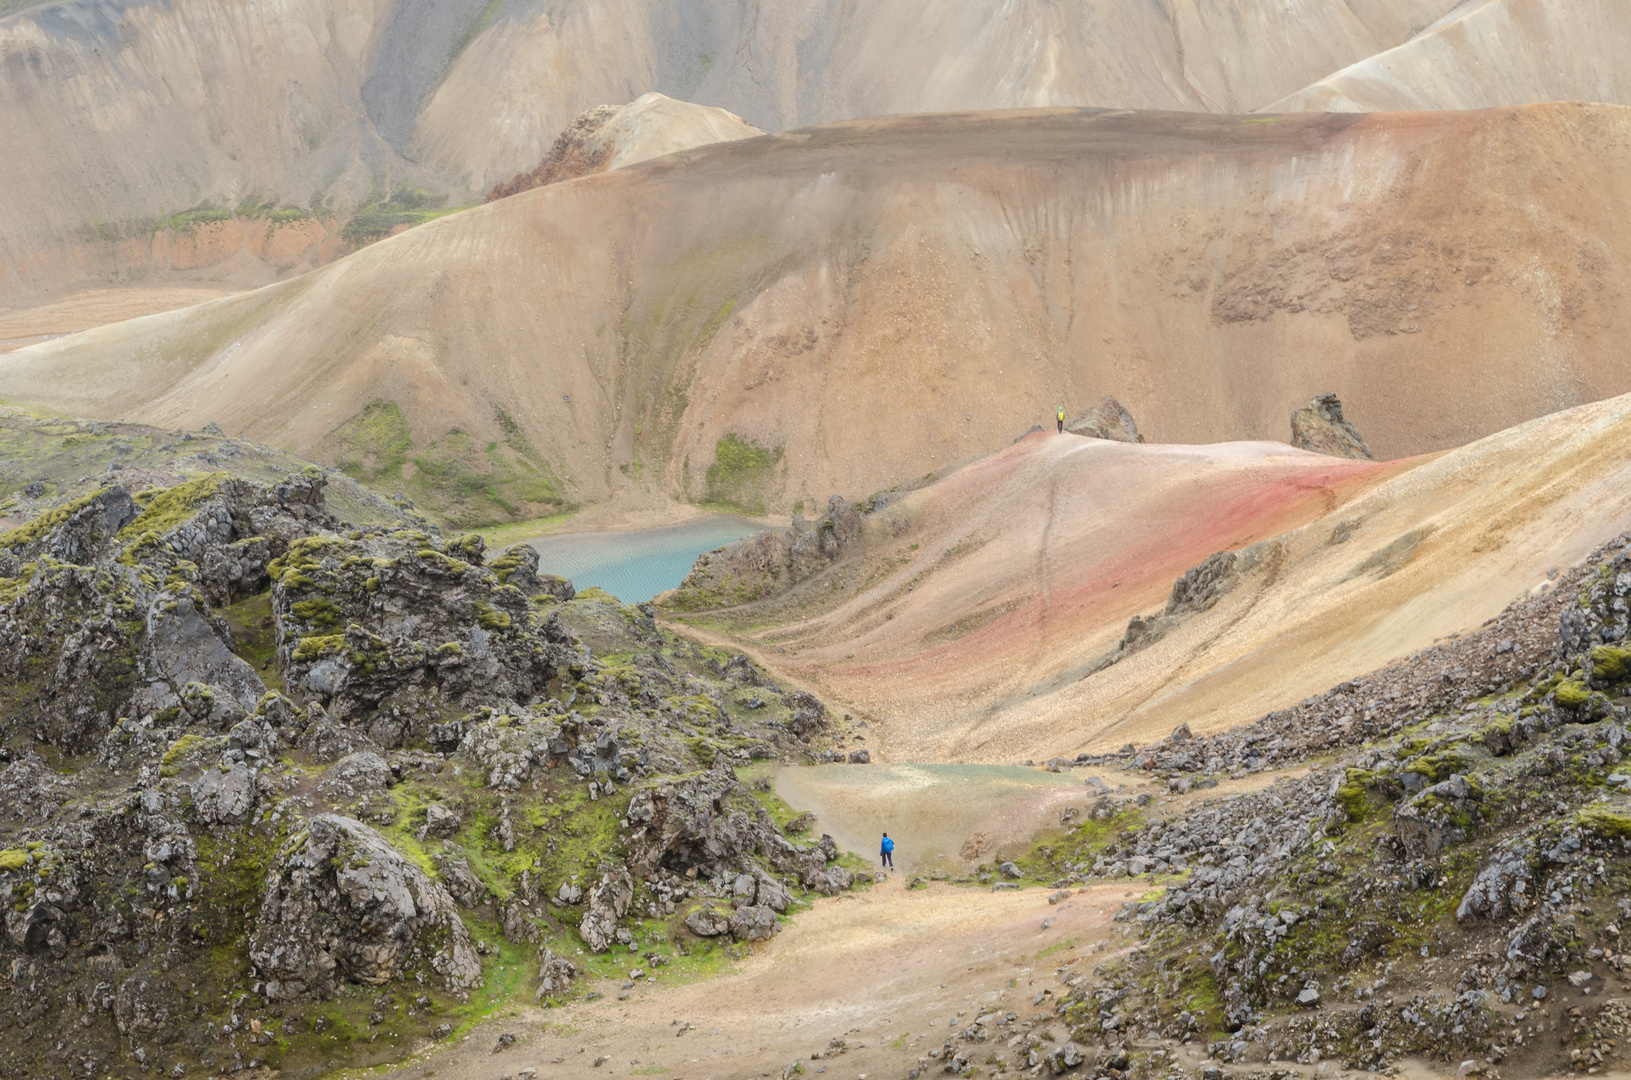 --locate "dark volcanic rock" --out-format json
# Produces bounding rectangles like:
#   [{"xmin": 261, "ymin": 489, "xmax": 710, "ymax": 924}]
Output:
[
  {"xmin": 251, "ymin": 814, "xmax": 482, "ymax": 1002},
  {"xmin": 1289, "ymin": 392, "xmax": 1373, "ymax": 459},
  {"xmin": 0, "ymin": 418, "xmax": 857, "ymax": 1077}
]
